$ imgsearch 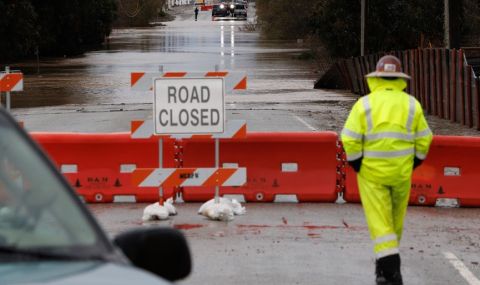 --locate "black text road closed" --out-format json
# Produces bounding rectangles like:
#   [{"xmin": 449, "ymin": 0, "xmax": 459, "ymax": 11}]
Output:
[{"xmin": 153, "ymin": 78, "xmax": 225, "ymax": 134}]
